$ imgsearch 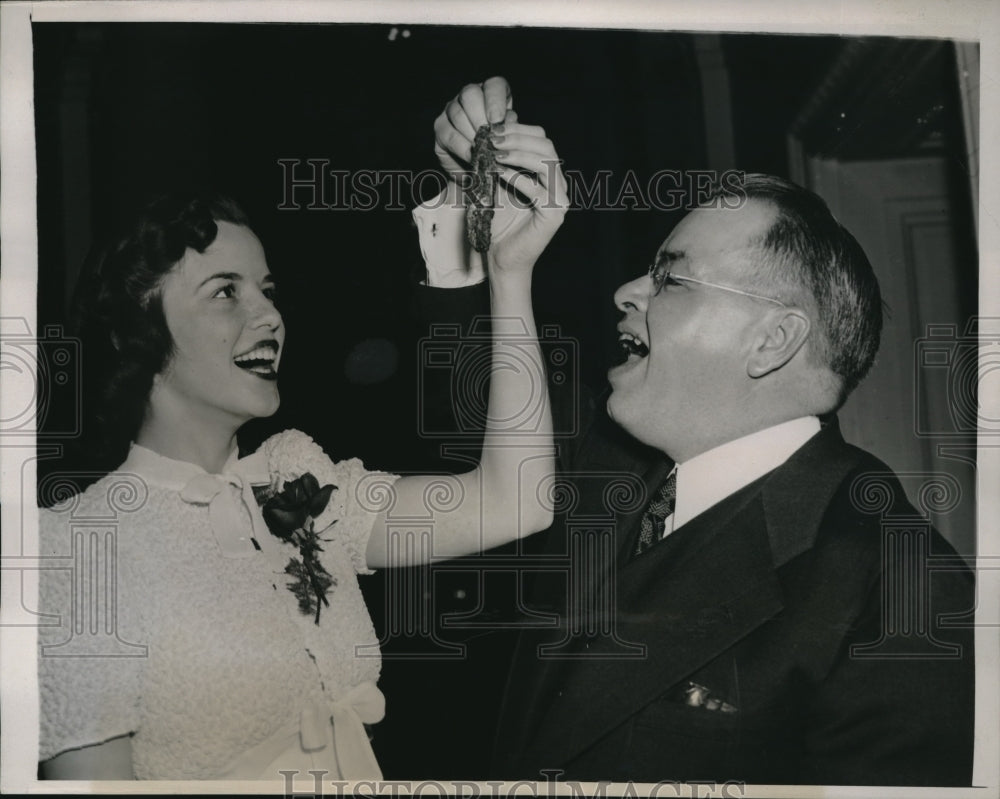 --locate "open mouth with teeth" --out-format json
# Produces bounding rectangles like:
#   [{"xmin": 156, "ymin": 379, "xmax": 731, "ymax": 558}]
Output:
[
  {"xmin": 617, "ymin": 331, "xmax": 650, "ymax": 363},
  {"xmin": 233, "ymin": 341, "xmax": 279, "ymax": 380}
]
